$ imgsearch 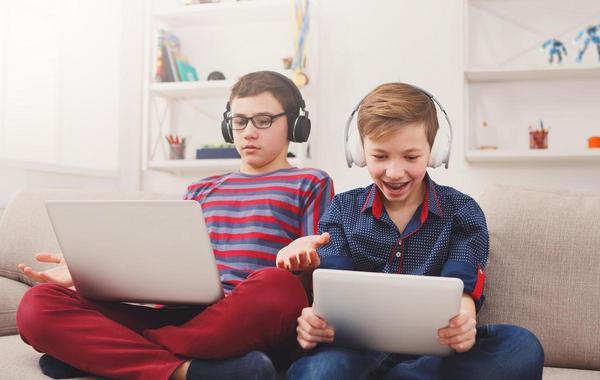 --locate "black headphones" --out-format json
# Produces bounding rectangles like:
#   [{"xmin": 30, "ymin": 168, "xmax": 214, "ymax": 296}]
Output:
[{"xmin": 221, "ymin": 71, "xmax": 311, "ymax": 144}]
